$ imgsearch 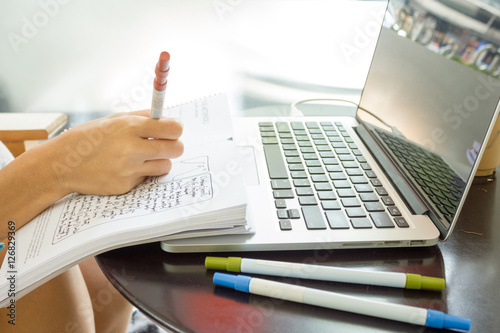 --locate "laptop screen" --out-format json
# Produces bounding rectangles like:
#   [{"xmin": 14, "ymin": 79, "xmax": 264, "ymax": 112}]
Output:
[{"xmin": 358, "ymin": 0, "xmax": 500, "ymax": 238}]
